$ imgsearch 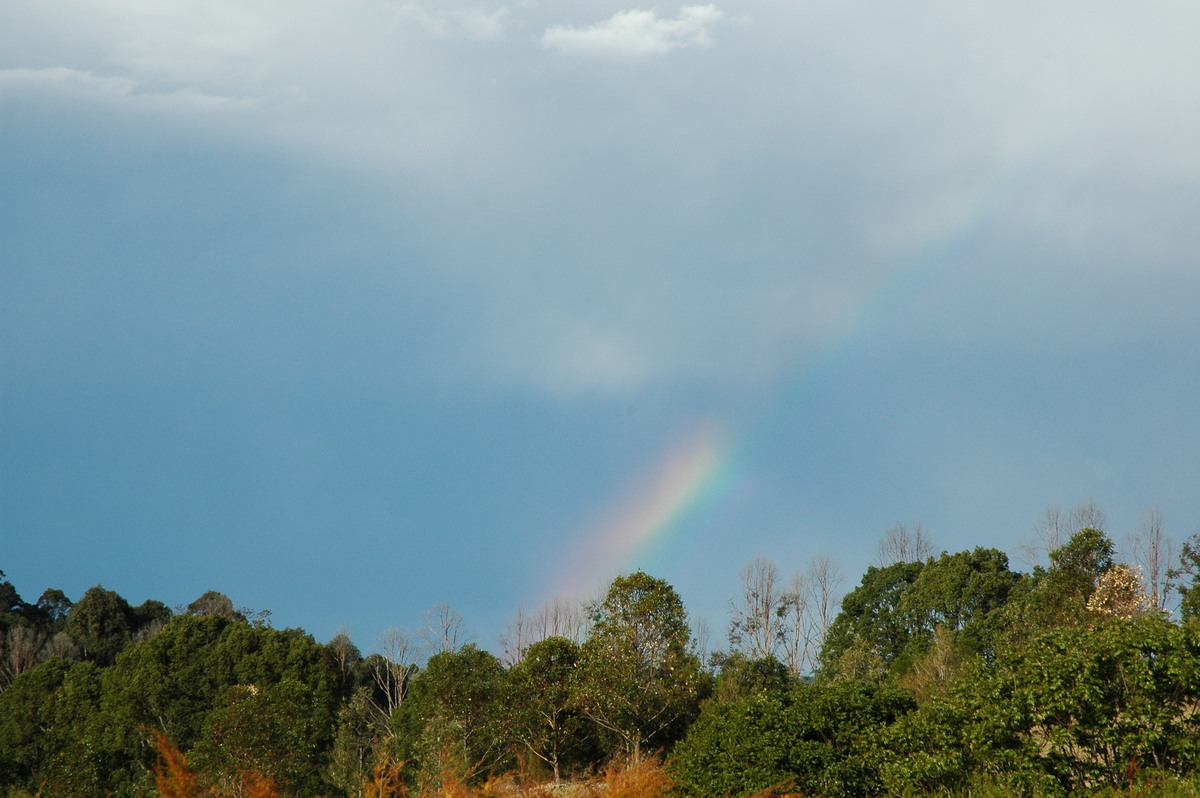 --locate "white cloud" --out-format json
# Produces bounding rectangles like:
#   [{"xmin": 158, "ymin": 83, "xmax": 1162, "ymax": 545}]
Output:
[
  {"xmin": 541, "ymin": 4, "xmax": 725, "ymax": 60},
  {"xmin": 4, "ymin": 0, "xmax": 1200, "ymax": 399},
  {"xmin": 0, "ymin": 66, "xmax": 255, "ymax": 114},
  {"xmin": 394, "ymin": 1, "xmax": 511, "ymax": 41}
]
